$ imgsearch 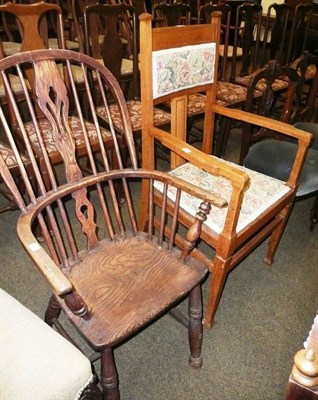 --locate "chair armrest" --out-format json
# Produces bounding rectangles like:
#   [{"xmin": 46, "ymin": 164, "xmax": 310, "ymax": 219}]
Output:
[
  {"xmin": 17, "ymin": 215, "xmax": 73, "ymax": 296},
  {"xmin": 150, "ymin": 126, "xmax": 251, "ymax": 237},
  {"xmin": 16, "ymin": 169, "xmax": 227, "ymax": 296},
  {"xmin": 212, "ymin": 104, "xmax": 313, "ymax": 145},
  {"xmin": 212, "ymin": 104, "xmax": 313, "ymax": 189}
]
